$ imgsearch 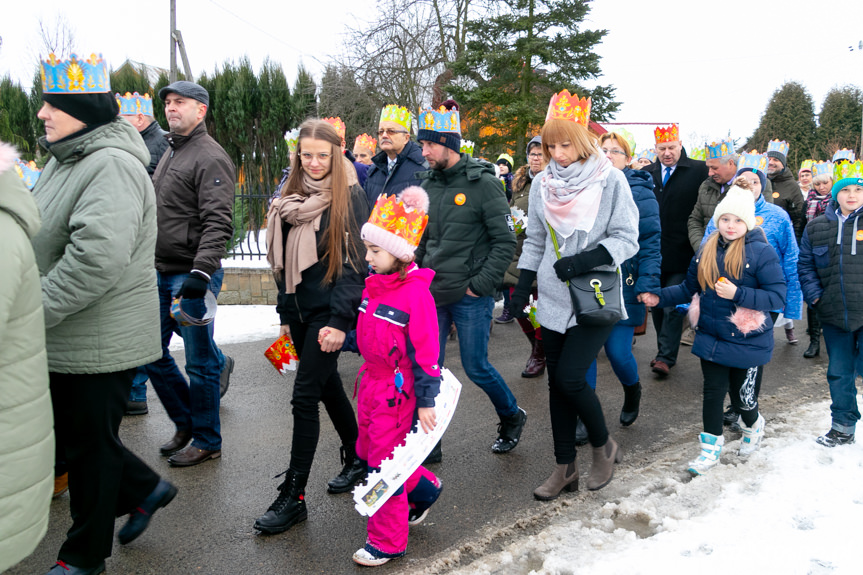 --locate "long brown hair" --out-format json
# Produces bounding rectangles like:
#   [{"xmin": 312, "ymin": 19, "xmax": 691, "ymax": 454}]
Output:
[
  {"xmin": 540, "ymin": 119, "xmax": 599, "ymax": 165},
  {"xmin": 280, "ymin": 119, "xmax": 360, "ymax": 284},
  {"xmin": 697, "ymin": 232, "xmax": 747, "ymax": 291}
]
